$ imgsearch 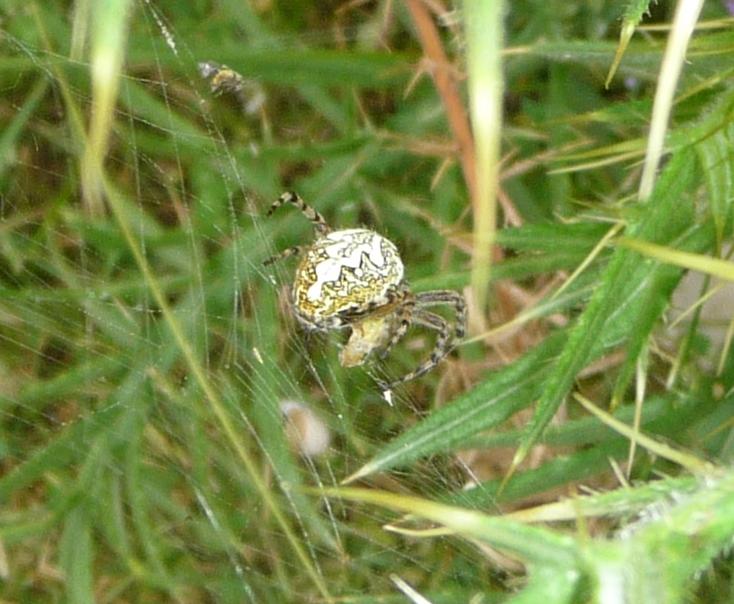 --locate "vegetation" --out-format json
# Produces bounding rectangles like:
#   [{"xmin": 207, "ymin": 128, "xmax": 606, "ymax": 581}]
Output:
[{"xmin": 1, "ymin": 0, "xmax": 733, "ymax": 602}]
